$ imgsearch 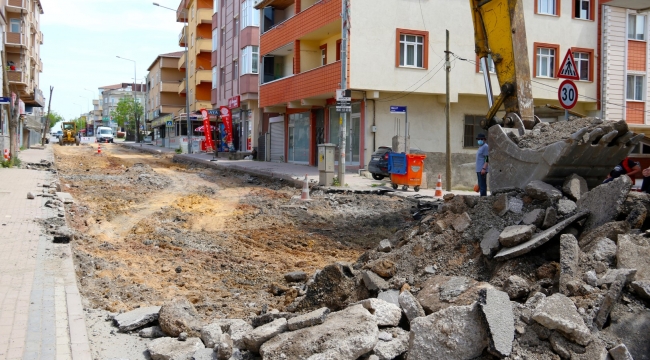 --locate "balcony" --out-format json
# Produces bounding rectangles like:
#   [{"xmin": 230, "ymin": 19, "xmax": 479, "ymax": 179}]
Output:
[
  {"xmin": 178, "ymin": 79, "xmax": 186, "ymax": 94},
  {"xmin": 176, "ymin": 0, "xmax": 188, "ymax": 22},
  {"xmin": 195, "ymin": 38, "xmax": 211, "ymax": 54},
  {"xmin": 177, "ymin": 52, "xmax": 186, "ymax": 70},
  {"xmin": 178, "ymin": 25, "xmax": 187, "ymax": 47},
  {"xmin": 5, "ymin": 31, "xmax": 26, "ymax": 47},
  {"xmin": 259, "ymin": 61, "xmax": 340, "ymax": 108},
  {"xmin": 197, "ymin": 8, "xmax": 212, "ymax": 24},
  {"xmin": 192, "ymin": 100, "xmax": 212, "ymax": 112},
  {"xmin": 7, "ymin": 68, "xmax": 27, "ymax": 85},
  {"xmin": 161, "ymin": 81, "xmax": 180, "ymax": 92},
  {"xmin": 259, "ymin": 0, "xmax": 341, "ymax": 55},
  {"xmin": 194, "ymin": 70, "xmax": 211, "ymax": 85},
  {"xmin": 6, "ymin": 0, "xmax": 26, "ymax": 12}
]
